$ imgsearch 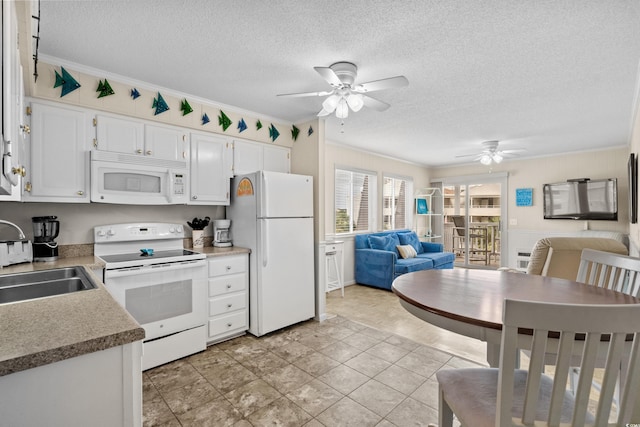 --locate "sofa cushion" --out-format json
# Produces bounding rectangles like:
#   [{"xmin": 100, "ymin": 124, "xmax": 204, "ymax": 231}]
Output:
[
  {"xmin": 417, "ymin": 251, "xmax": 456, "ymax": 268},
  {"xmin": 396, "ymin": 257, "xmax": 433, "ymax": 275},
  {"xmin": 368, "ymin": 234, "xmax": 399, "ymax": 252},
  {"xmin": 396, "ymin": 244, "xmax": 417, "ymax": 259},
  {"xmin": 398, "ymin": 231, "xmax": 424, "ymax": 254}
]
